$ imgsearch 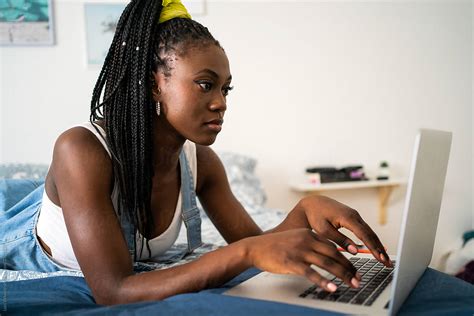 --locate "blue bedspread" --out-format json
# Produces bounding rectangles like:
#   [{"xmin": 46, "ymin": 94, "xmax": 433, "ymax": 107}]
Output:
[{"xmin": 2, "ymin": 267, "xmax": 473, "ymax": 315}]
